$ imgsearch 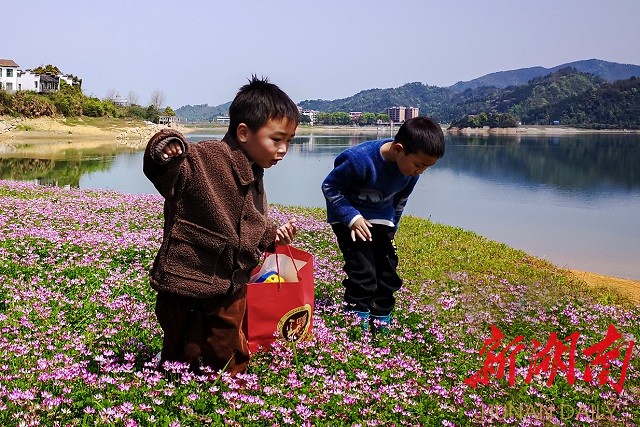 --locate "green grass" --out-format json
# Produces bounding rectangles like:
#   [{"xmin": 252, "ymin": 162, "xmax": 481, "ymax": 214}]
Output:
[{"xmin": 0, "ymin": 183, "xmax": 638, "ymax": 426}]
